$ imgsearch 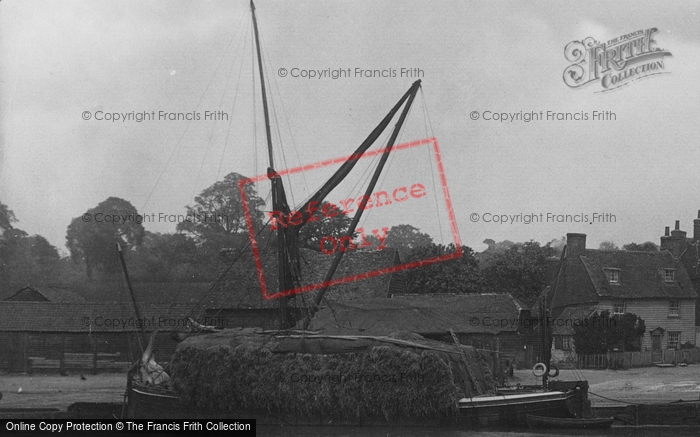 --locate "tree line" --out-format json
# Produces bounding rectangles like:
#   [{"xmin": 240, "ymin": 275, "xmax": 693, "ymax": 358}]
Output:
[{"xmin": 0, "ymin": 171, "xmax": 659, "ymax": 305}]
